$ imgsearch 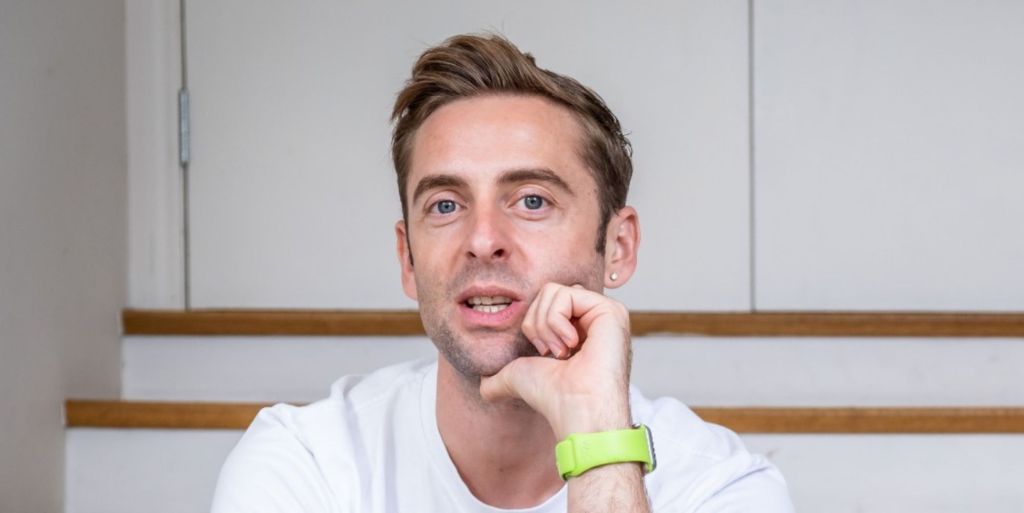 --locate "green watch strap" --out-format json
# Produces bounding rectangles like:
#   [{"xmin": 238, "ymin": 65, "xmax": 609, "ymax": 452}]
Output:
[{"xmin": 555, "ymin": 424, "xmax": 656, "ymax": 480}]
